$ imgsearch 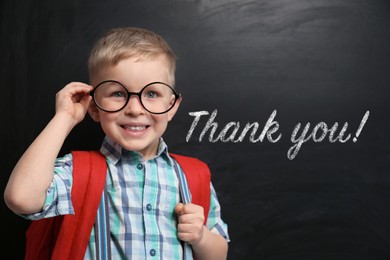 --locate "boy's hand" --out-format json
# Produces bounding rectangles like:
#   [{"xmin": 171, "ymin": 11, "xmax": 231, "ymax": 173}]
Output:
[
  {"xmin": 55, "ymin": 82, "xmax": 93, "ymax": 125},
  {"xmin": 175, "ymin": 203, "xmax": 205, "ymax": 245}
]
